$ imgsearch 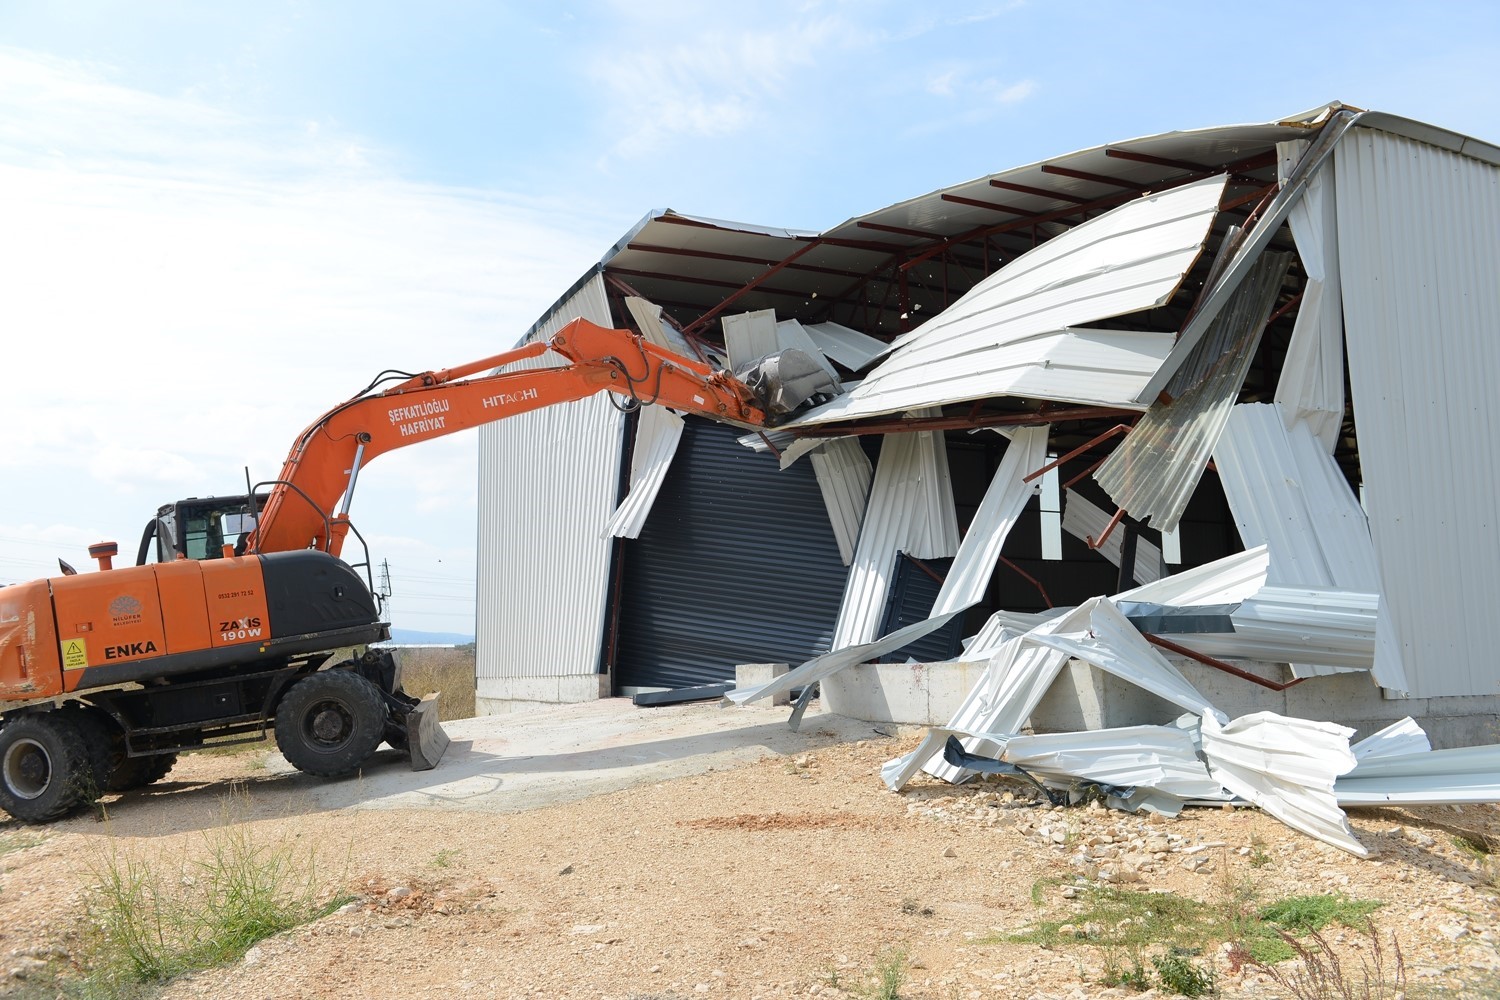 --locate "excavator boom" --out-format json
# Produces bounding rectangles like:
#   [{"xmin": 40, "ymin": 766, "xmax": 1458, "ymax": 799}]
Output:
[{"xmin": 250, "ymin": 319, "xmax": 788, "ymax": 557}]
